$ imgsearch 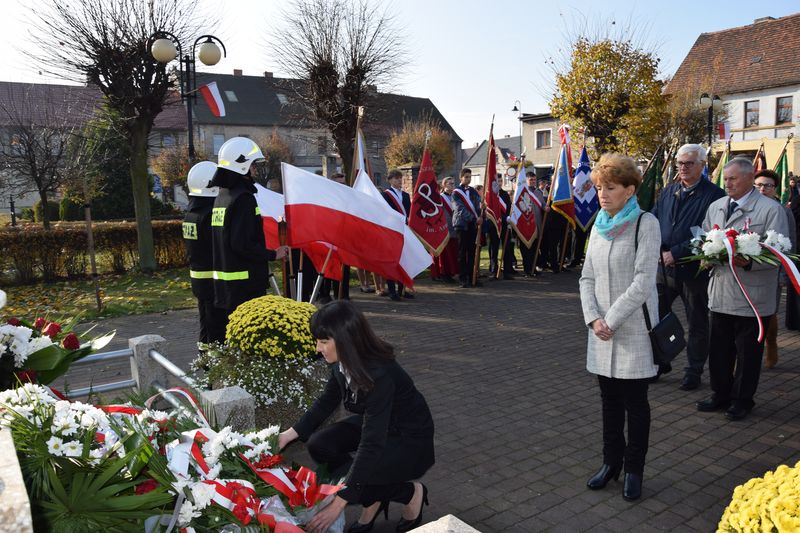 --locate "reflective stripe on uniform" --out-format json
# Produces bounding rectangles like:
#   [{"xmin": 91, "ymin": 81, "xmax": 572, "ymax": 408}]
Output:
[
  {"xmin": 212, "ymin": 270, "xmax": 250, "ymax": 281},
  {"xmin": 189, "ymin": 270, "xmax": 213, "ymax": 279}
]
